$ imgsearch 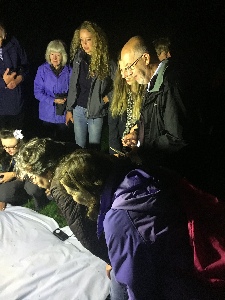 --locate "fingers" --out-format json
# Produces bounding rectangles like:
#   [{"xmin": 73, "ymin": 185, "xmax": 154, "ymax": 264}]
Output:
[{"xmin": 0, "ymin": 201, "xmax": 6, "ymax": 211}]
